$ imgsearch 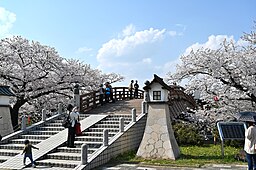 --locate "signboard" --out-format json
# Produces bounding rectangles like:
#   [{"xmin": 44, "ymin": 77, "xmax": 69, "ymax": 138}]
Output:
[
  {"xmin": 217, "ymin": 122, "xmax": 246, "ymax": 140},
  {"xmin": 217, "ymin": 122, "xmax": 247, "ymax": 157}
]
